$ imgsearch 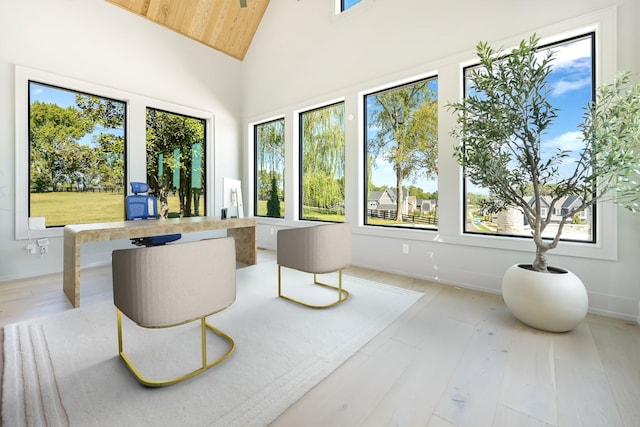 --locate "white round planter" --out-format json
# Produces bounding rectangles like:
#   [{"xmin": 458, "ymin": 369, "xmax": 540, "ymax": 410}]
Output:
[{"xmin": 501, "ymin": 264, "xmax": 588, "ymax": 332}]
